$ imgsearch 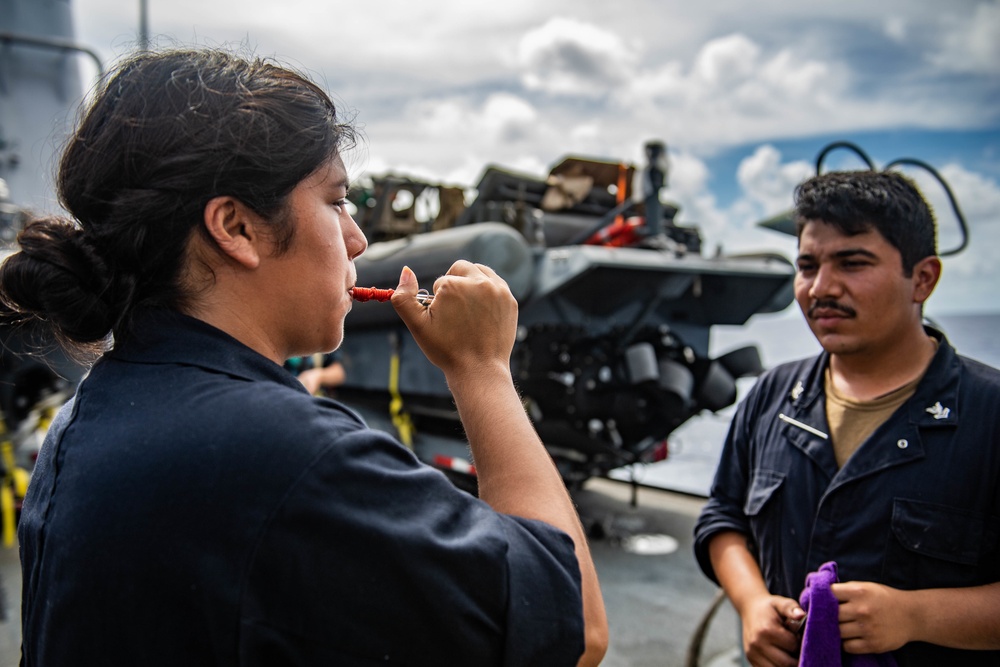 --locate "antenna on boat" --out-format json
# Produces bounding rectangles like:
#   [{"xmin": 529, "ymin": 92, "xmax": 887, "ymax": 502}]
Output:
[
  {"xmin": 758, "ymin": 141, "xmax": 970, "ymax": 258},
  {"xmin": 814, "ymin": 142, "xmax": 969, "ymax": 258},
  {"xmin": 138, "ymin": 0, "xmax": 150, "ymax": 51}
]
